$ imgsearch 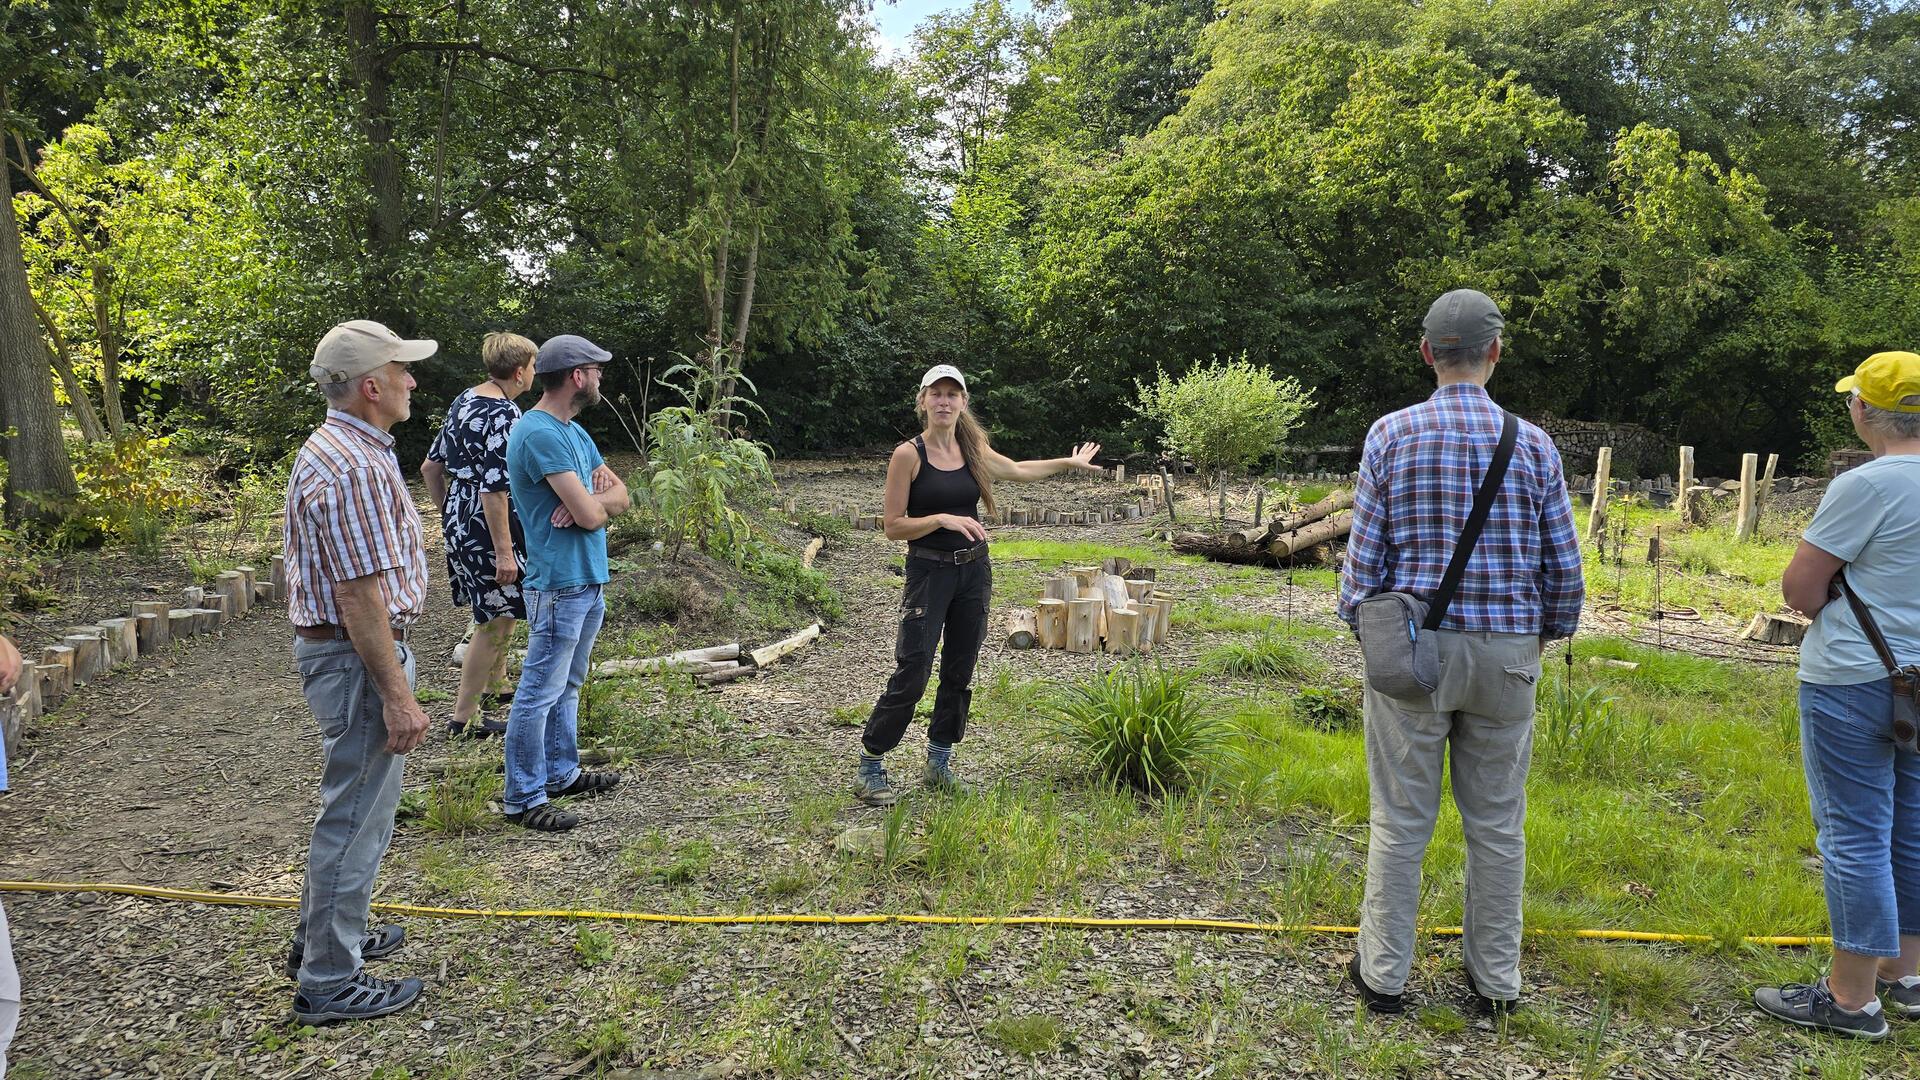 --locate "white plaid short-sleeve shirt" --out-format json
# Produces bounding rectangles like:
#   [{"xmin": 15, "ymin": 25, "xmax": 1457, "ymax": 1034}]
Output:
[{"xmin": 283, "ymin": 410, "xmax": 429, "ymax": 628}]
